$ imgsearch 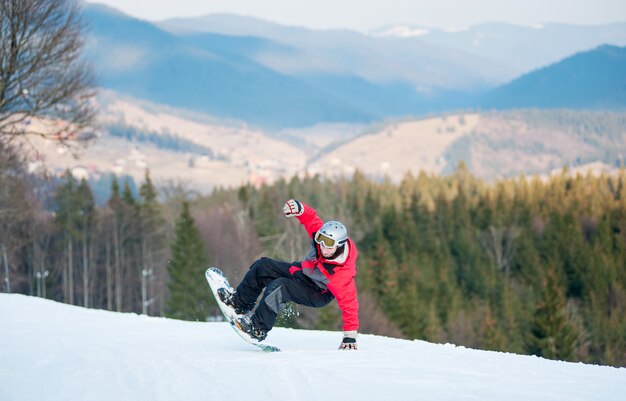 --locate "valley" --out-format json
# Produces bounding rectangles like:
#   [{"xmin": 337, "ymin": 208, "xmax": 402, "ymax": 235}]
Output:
[{"xmin": 28, "ymin": 94, "xmax": 625, "ymax": 194}]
